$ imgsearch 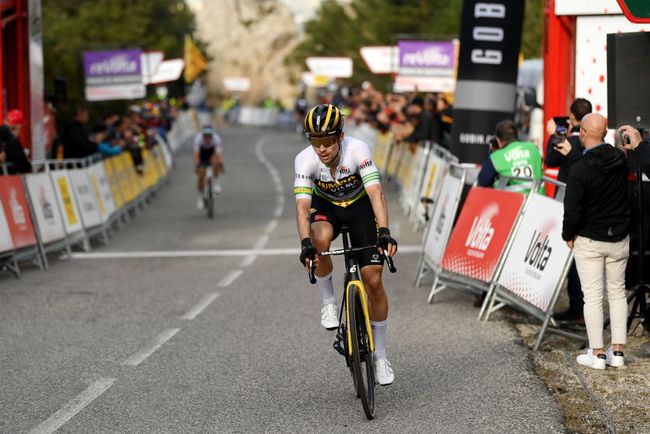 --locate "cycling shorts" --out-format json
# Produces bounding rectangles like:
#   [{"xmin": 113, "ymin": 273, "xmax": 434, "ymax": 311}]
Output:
[{"xmin": 310, "ymin": 194, "xmax": 383, "ymax": 268}]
